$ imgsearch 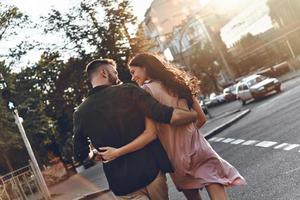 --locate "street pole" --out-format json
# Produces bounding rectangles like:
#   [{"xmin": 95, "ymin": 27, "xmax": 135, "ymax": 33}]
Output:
[
  {"xmin": 204, "ymin": 25, "xmax": 234, "ymax": 80},
  {"xmin": 0, "ymin": 73, "xmax": 51, "ymax": 199},
  {"xmin": 177, "ymin": 14, "xmax": 234, "ymax": 81},
  {"xmin": 13, "ymin": 110, "xmax": 51, "ymax": 199}
]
